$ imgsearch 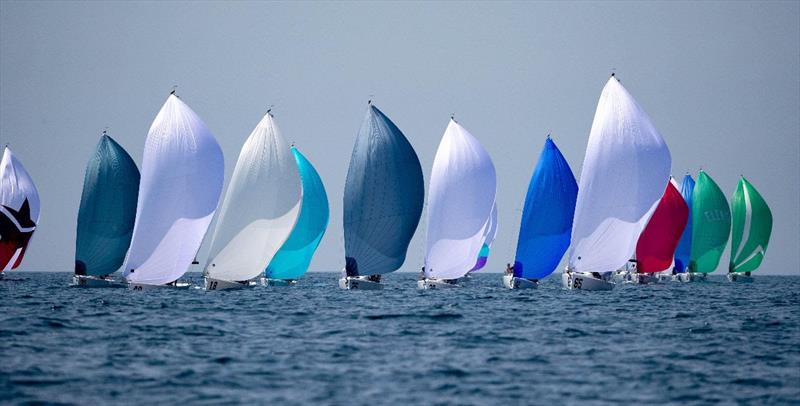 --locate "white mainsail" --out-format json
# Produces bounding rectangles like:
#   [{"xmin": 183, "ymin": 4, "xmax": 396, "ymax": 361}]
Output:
[
  {"xmin": 205, "ymin": 112, "xmax": 302, "ymax": 282},
  {"xmin": 123, "ymin": 94, "xmax": 224, "ymax": 285},
  {"xmin": 425, "ymin": 120, "xmax": 497, "ymax": 280},
  {"xmin": 568, "ymin": 76, "xmax": 671, "ymax": 274}
]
